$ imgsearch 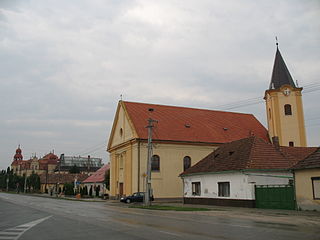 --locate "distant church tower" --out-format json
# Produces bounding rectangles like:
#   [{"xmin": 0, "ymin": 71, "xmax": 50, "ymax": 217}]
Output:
[{"xmin": 264, "ymin": 45, "xmax": 307, "ymax": 147}]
